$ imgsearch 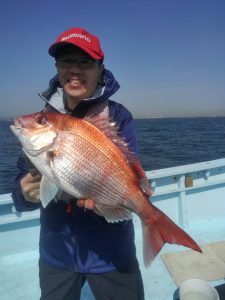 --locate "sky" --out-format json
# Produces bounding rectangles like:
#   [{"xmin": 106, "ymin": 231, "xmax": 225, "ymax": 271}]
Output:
[{"xmin": 0, "ymin": 0, "xmax": 225, "ymax": 118}]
